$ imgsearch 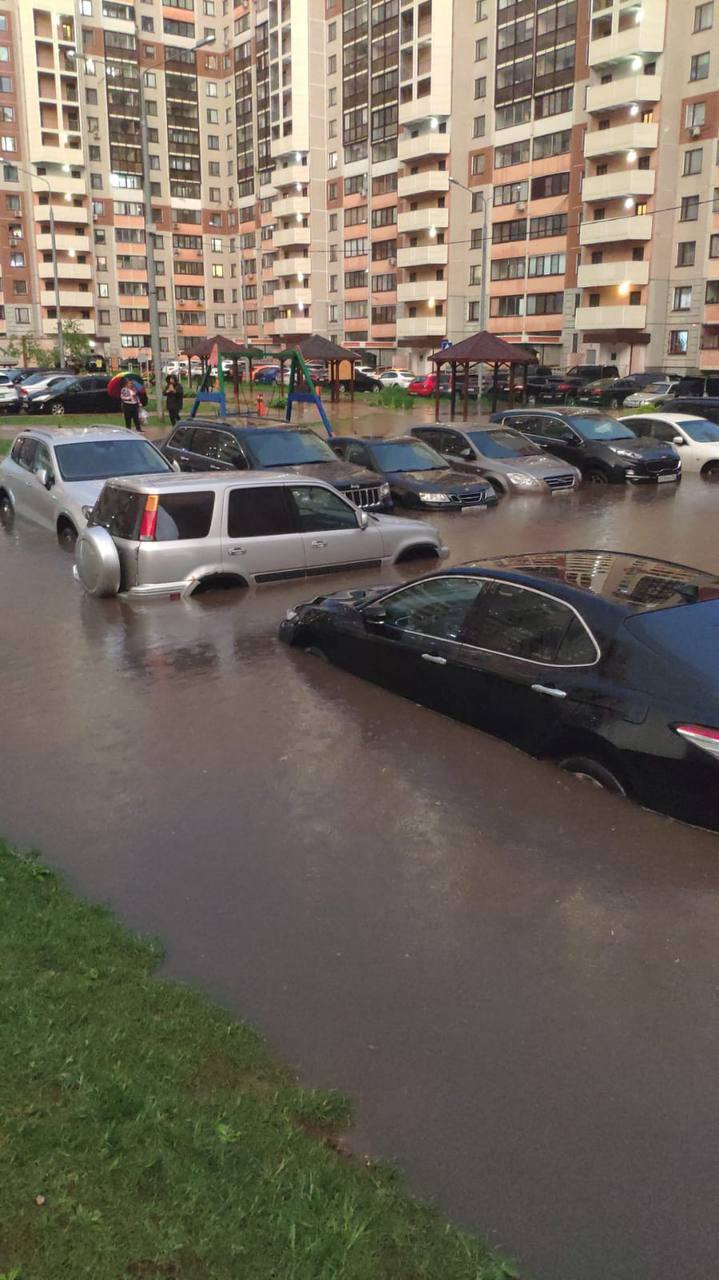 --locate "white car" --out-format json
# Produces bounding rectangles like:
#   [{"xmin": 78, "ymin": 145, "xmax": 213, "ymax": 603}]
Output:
[
  {"xmin": 622, "ymin": 379, "xmax": 679, "ymax": 408},
  {"xmin": 378, "ymin": 368, "xmax": 415, "ymax": 389},
  {"xmin": 0, "ymin": 426, "xmax": 173, "ymax": 547},
  {"xmin": 619, "ymin": 412, "xmax": 719, "ymax": 480}
]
